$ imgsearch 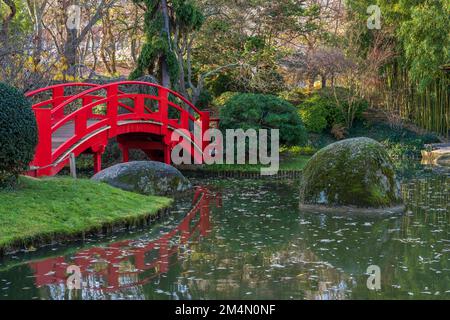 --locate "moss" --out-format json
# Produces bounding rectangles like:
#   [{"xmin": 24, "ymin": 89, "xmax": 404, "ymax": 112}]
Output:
[{"xmin": 299, "ymin": 137, "xmax": 403, "ymax": 208}]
